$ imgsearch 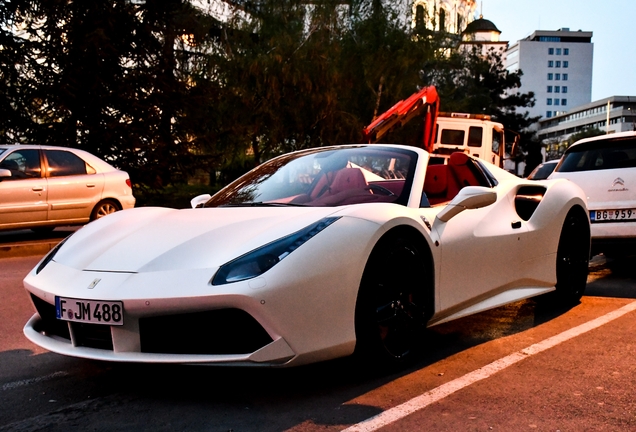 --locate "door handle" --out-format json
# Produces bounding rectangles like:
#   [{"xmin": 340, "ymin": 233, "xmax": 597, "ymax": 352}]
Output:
[
  {"xmin": 32, "ymin": 187, "xmax": 44, "ymax": 192},
  {"xmin": 86, "ymin": 184, "xmax": 96, "ymax": 188}
]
